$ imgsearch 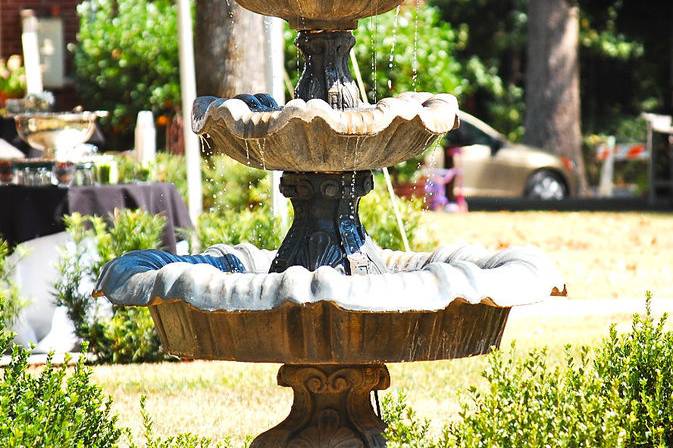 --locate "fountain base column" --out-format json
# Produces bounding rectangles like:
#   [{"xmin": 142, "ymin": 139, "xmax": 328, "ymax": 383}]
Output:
[{"xmin": 251, "ymin": 364, "xmax": 390, "ymax": 448}]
